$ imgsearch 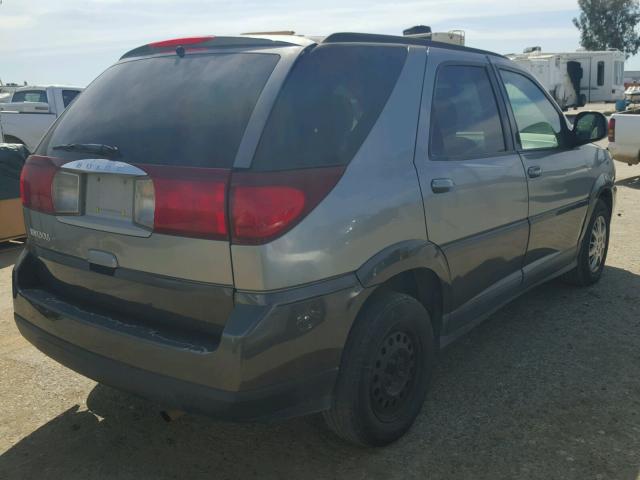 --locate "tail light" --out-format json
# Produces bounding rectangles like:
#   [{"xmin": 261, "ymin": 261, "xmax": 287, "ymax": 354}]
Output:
[
  {"xmin": 20, "ymin": 155, "xmax": 77, "ymax": 214},
  {"xmin": 148, "ymin": 36, "xmax": 215, "ymax": 48},
  {"xmin": 230, "ymin": 167, "xmax": 344, "ymax": 245},
  {"xmin": 608, "ymin": 118, "xmax": 616, "ymax": 142},
  {"xmin": 21, "ymin": 156, "xmax": 345, "ymax": 245},
  {"xmin": 137, "ymin": 166, "xmax": 229, "ymax": 240}
]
